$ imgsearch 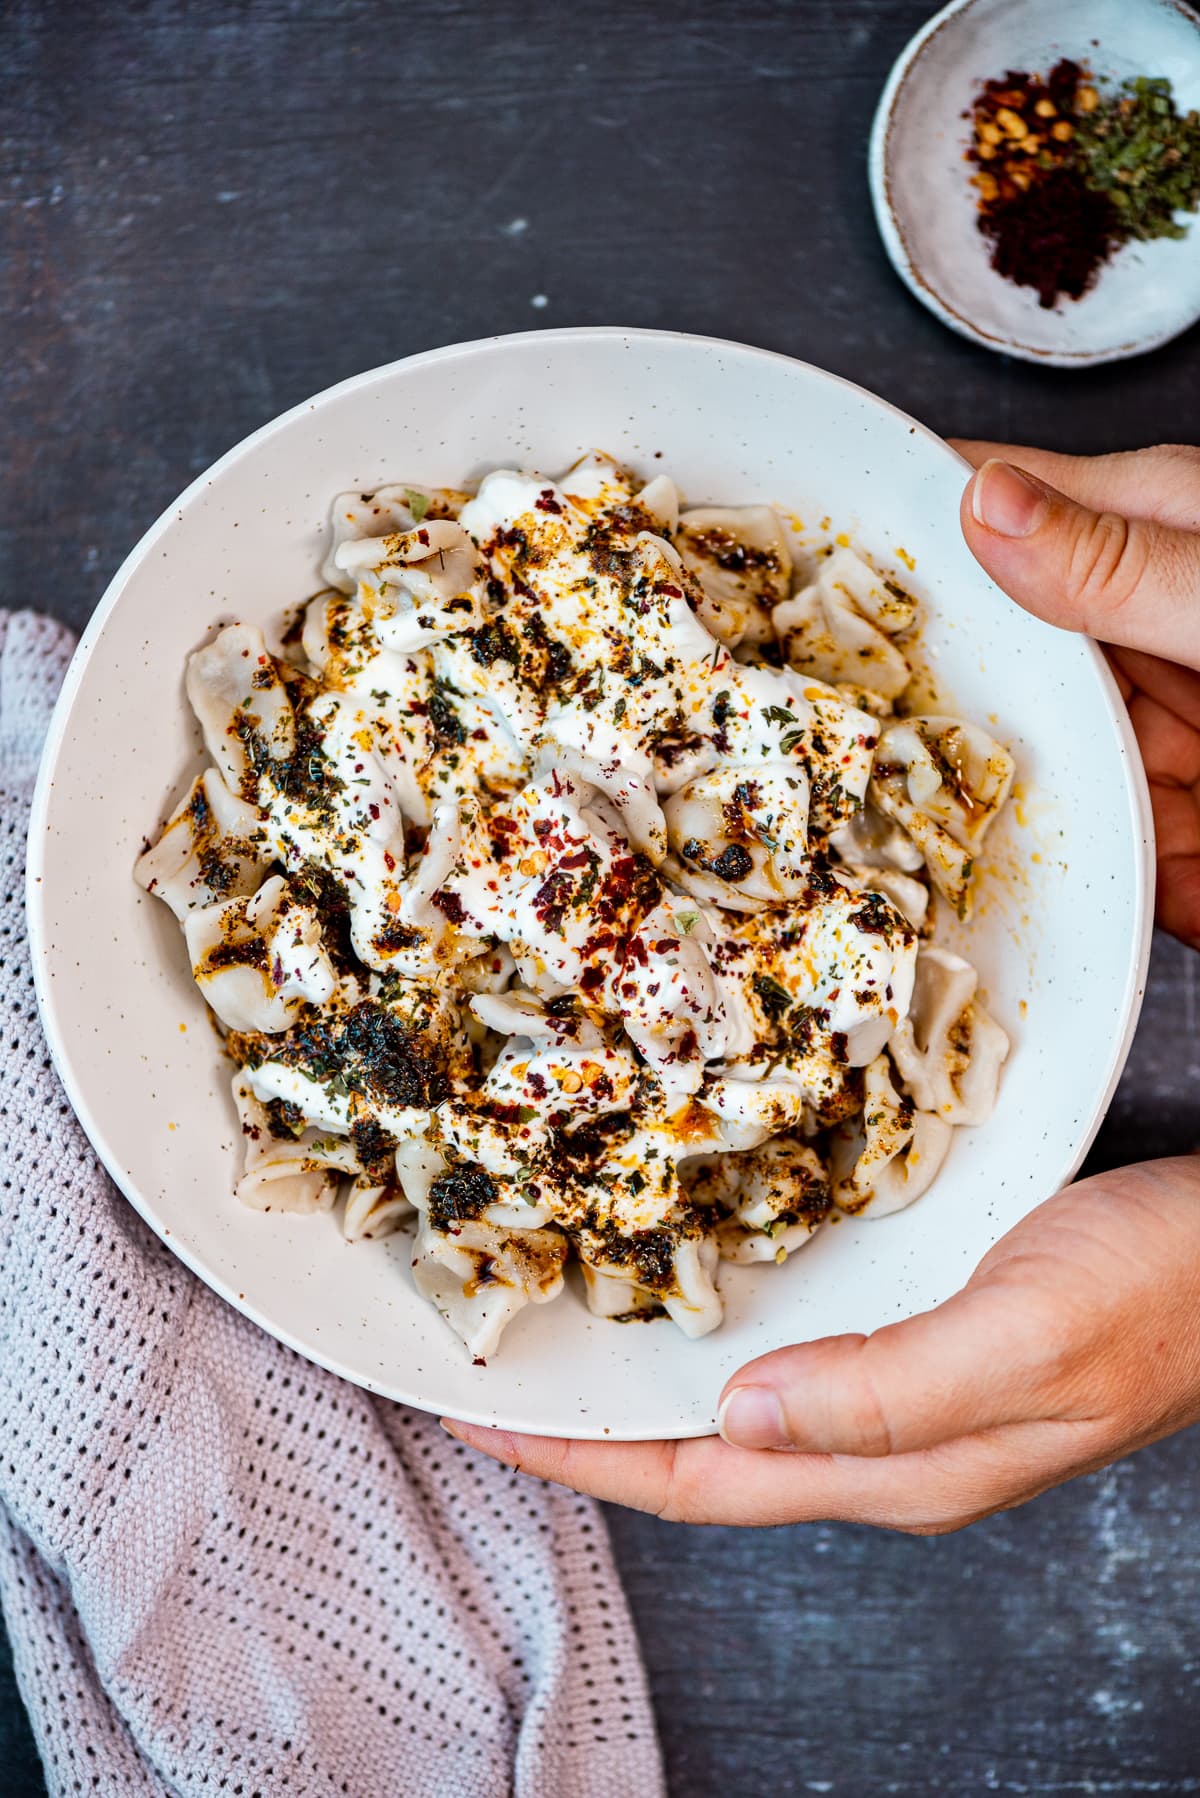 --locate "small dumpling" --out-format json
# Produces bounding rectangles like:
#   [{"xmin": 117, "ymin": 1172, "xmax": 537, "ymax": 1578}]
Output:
[
  {"xmin": 535, "ymin": 727, "xmax": 666, "ymax": 863},
  {"xmin": 699, "ymin": 1071, "xmax": 810, "ymax": 1152},
  {"xmin": 709, "ymin": 885, "xmax": 918, "ymax": 1072},
  {"xmin": 604, "ymin": 892, "xmax": 728, "ymax": 1095},
  {"xmin": 237, "ymin": 984, "xmax": 451, "ymax": 1139},
  {"xmin": 635, "ymin": 473, "xmax": 681, "ymax": 533},
  {"xmin": 463, "ymin": 1013, "xmax": 641, "ymax": 1143},
  {"xmin": 321, "ymin": 483, "xmax": 473, "ymax": 591},
  {"xmin": 410, "ymin": 1212, "xmax": 568, "ymax": 1361},
  {"xmin": 232, "ymin": 1073, "xmax": 355, "ymax": 1215},
  {"xmin": 676, "ymin": 505, "xmax": 793, "ymax": 645},
  {"xmin": 393, "ymin": 1135, "xmax": 448, "ymax": 1211},
  {"xmin": 342, "ymin": 1172, "xmax": 414, "ymax": 1242},
  {"xmin": 828, "ymin": 801, "xmax": 924, "ymax": 873},
  {"xmin": 369, "ymin": 794, "xmax": 485, "ymax": 977},
  {"xmin": 831, "ymin": 862, "xmax": 930, "ymax": 932},
  {"xmin": 135, "ymin": 768, "xmax": 274, "ymax": 920},
  {"xmin": 184, "ymin": 875, "xmax": 337, "ymax": 1033},
  {"xmin": 186, "ymin": 623, "xmax": 296, "ymax": 796},
  {"xmin": 250, "ymin": 689, "xmax": 410, "ymax": 973},
  {"xmin": 579, "ymin": 1262, "xmax": 666, "ymax": 1321},
  {"xmin": 575, "ymin": 1233, "xmax": 722, "ymax": 1340},
  {"xmin": 300, "ymin": 587, "xmax": 420, "ymax": 696},
  {"xmin": 688, "ymin": 1137, "xmax": 832, "ymax": 1264},
  {"xmin": 664, "ymin": 761, "xmax": 811, "ymax": 912},
  {"xmin": 425, "ymin": 1114, "xmax": 554, "ymax": 1228},
  {"xmin": 830, "ymin": 1055, "xmax": 952, "ymax": 1218},
  {"xmin": 869, "ymin": 716, "xmax": 1016, "ymax": 915},
  {"xmin": 556, "ymin": 450, "xmax": 641, "ymax": 516},
  {"xmin": 334, "ymin": 519, "xmax": 487, "ymax": 652},
  {"xmin": 773, "ymin": 547, "xmax": 914, "ymax": 702},
  {"xmin": 888, "ymin": 945, "xmax": 1009, "ymax": 1126}
]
